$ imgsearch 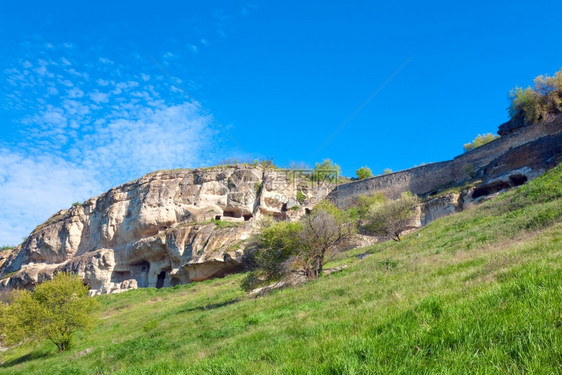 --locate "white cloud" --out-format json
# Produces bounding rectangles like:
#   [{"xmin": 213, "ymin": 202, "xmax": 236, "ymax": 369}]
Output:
[
  {"xmin": 67, "ymin": 87, "xmax": 84, "ymax": 98},
  {"xmin": 89, "ymin": 90, "xmax": 109, "ymax": 104},
  {"xmin": 98, "ymin": 57, "xmax": 114, "ymax": 64},
  {"xmin": 1, "ymin": 47, "xmax": 220, "ymax": 245},
  {"xmin": 188, "ymin": 44, "xmax": 199, "ymax": 53},
  {"xmin": 0, "ymin": 151, "xmax": 101, "ymax": 245}
]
